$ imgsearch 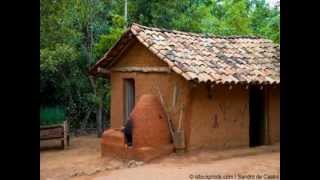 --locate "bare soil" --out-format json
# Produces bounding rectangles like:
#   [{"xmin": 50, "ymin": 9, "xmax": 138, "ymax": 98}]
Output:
[
  {"xmin": 90, "ymin": 152, "xmax": 279, "ymax": 180},
  {"xmin": 40, "ymin": 135, "xmax": 124, "ymax": 180},
  {"xmin": 41, "ymin": 135, "xmax": 280, "ymax": 180}
]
